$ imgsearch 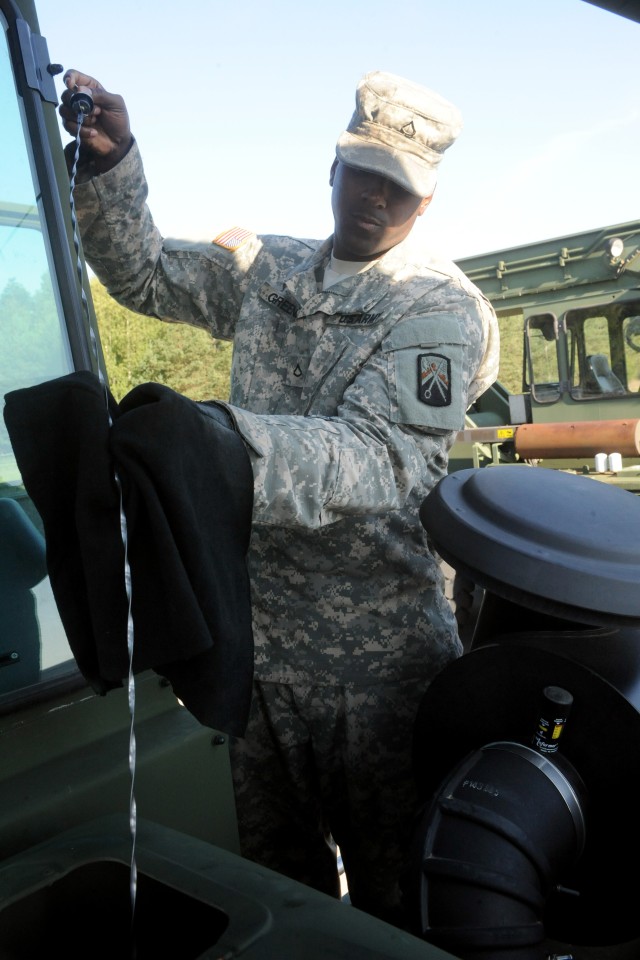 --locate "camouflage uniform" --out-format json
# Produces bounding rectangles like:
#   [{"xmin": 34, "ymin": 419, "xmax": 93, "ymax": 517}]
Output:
[{"xmin": 72, "ymin": 140, "xmax": 499, "ymax": 924}]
